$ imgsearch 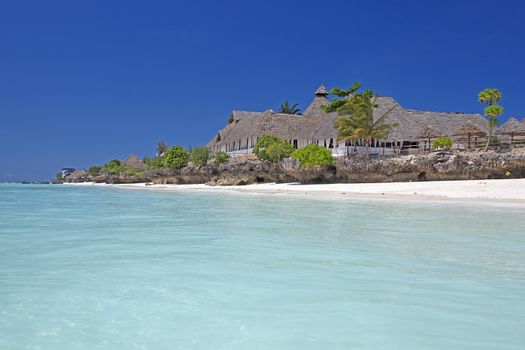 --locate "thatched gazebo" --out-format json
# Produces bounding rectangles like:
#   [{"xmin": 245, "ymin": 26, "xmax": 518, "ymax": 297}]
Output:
[
  {"xmin": 497, "ymin": 117, "xmax": 525, "ymax": 147},
  {"xmin": 415, "ymin": 125, "xmax": 441, "ymax": 151},
  {"xmin": 454, "ymin": 121, "xmax": 487, "ymax": 149}
]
